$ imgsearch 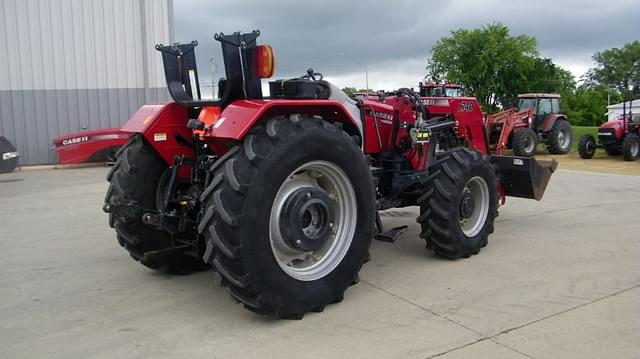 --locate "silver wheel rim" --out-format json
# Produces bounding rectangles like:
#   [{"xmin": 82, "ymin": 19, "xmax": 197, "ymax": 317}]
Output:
[
  {"xmin": 269, "ymin": 161, "xmax": 357, "ymax": 281},
  {"xmin": 558, "ymin": 129, "xmax": 570, "ymax": 150},
  {"xmin": 459, "ymin": 176, "xmax": 490, "ymax": 237},
  {"xmin": 524, "ymin": 135, "xmax": 535, "ymax": 154},
  {"xmin": 631, "ymin": 140, "xmax": 639, "ymax": 157}
]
